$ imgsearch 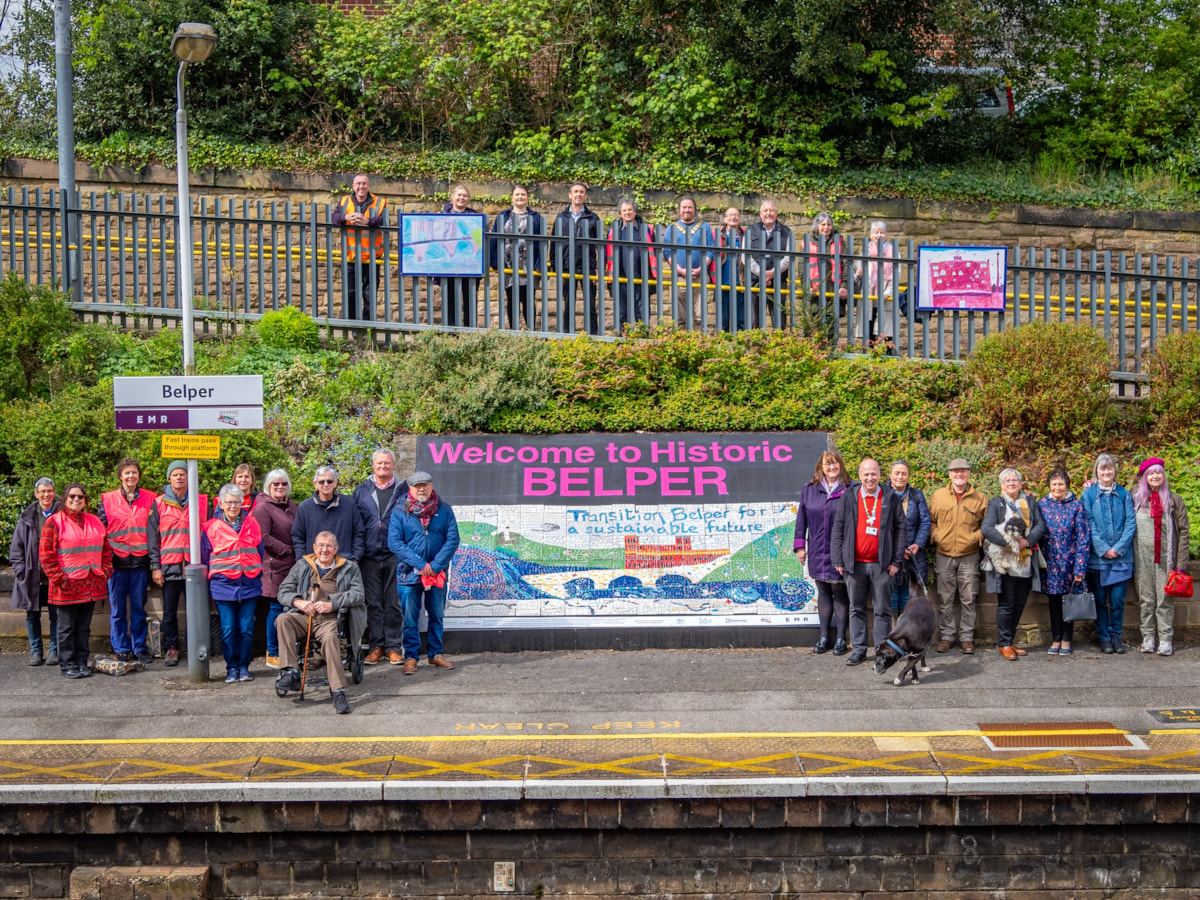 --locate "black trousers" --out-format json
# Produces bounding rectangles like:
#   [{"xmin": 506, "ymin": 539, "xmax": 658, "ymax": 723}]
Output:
[
  {"xmin": 359, "ymin": 554, "xmax": 402, "ymax": 652},
  {"xmin": 161, "ymin": 578, "xmax": 185, "ymax": 652},
  {"xmin": 345, "ymin": 259, "xmax": 382, "ymax": 320},
  {"xmin": 55, "ymin": 600, "xmax": 94, "ymax": 671},
  {"xmin": 996, "ymin": 575, "xmax": 1033, "ymax": 646}
]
